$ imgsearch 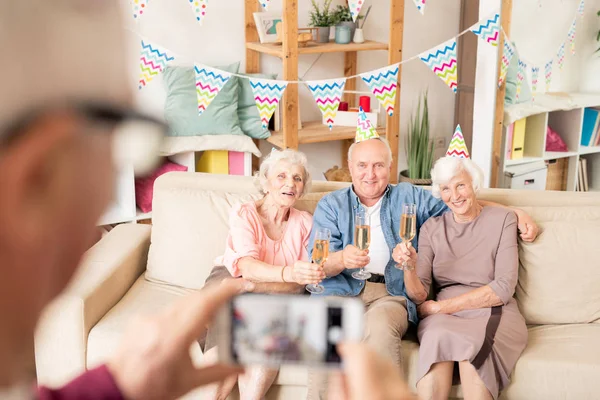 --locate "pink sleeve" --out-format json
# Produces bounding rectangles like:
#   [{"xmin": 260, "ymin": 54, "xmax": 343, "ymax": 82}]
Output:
[
  {"xmin": 222, "ymin": 205, "xmax": 261, "ymax": 277},
  {"xmin": 299, "ymin": 211, "xmax": 313, "ymax": 257},
  {"xmin": 37, "ymin": 365, "xmax": 124, "ymax": 400}
]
